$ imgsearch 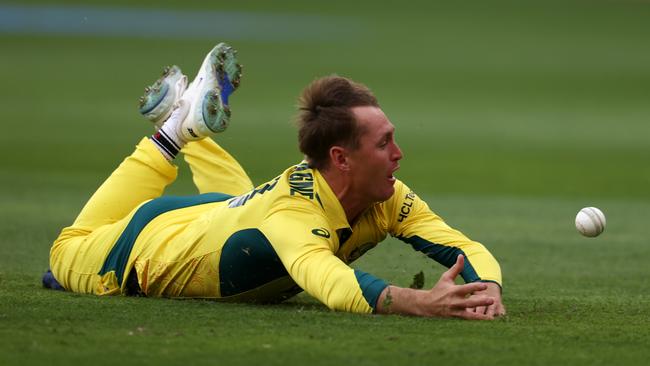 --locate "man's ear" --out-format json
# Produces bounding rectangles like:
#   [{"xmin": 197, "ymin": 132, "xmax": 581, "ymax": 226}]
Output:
[{"xmin": 329, "ymin": 146, "xmax": 350, "ymax": 172}]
